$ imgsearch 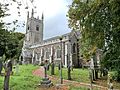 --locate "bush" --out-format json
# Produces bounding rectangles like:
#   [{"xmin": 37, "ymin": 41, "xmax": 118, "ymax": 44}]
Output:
[{"xmin": 112, "ymin": 70, "xmax": 120, "ymax": 82}]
